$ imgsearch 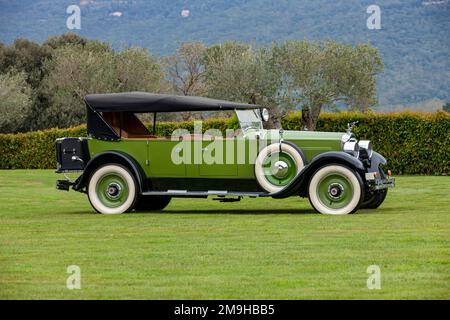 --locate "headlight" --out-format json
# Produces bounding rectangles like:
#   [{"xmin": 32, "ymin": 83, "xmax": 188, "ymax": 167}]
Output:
[
  {"xmin": 341, "ymin": 133, "xmax": 353, "ymax": 148},
  {"xmin": 343, "ymin": 140, "xmax": 359, "ymax": 157},
  {"xmin": 261, "ymin": 108, "xmax": 269, "ymax": 122},
  {"xmin": 358, "ymin": 140, "xmax": 373, "ymax": 159}
]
